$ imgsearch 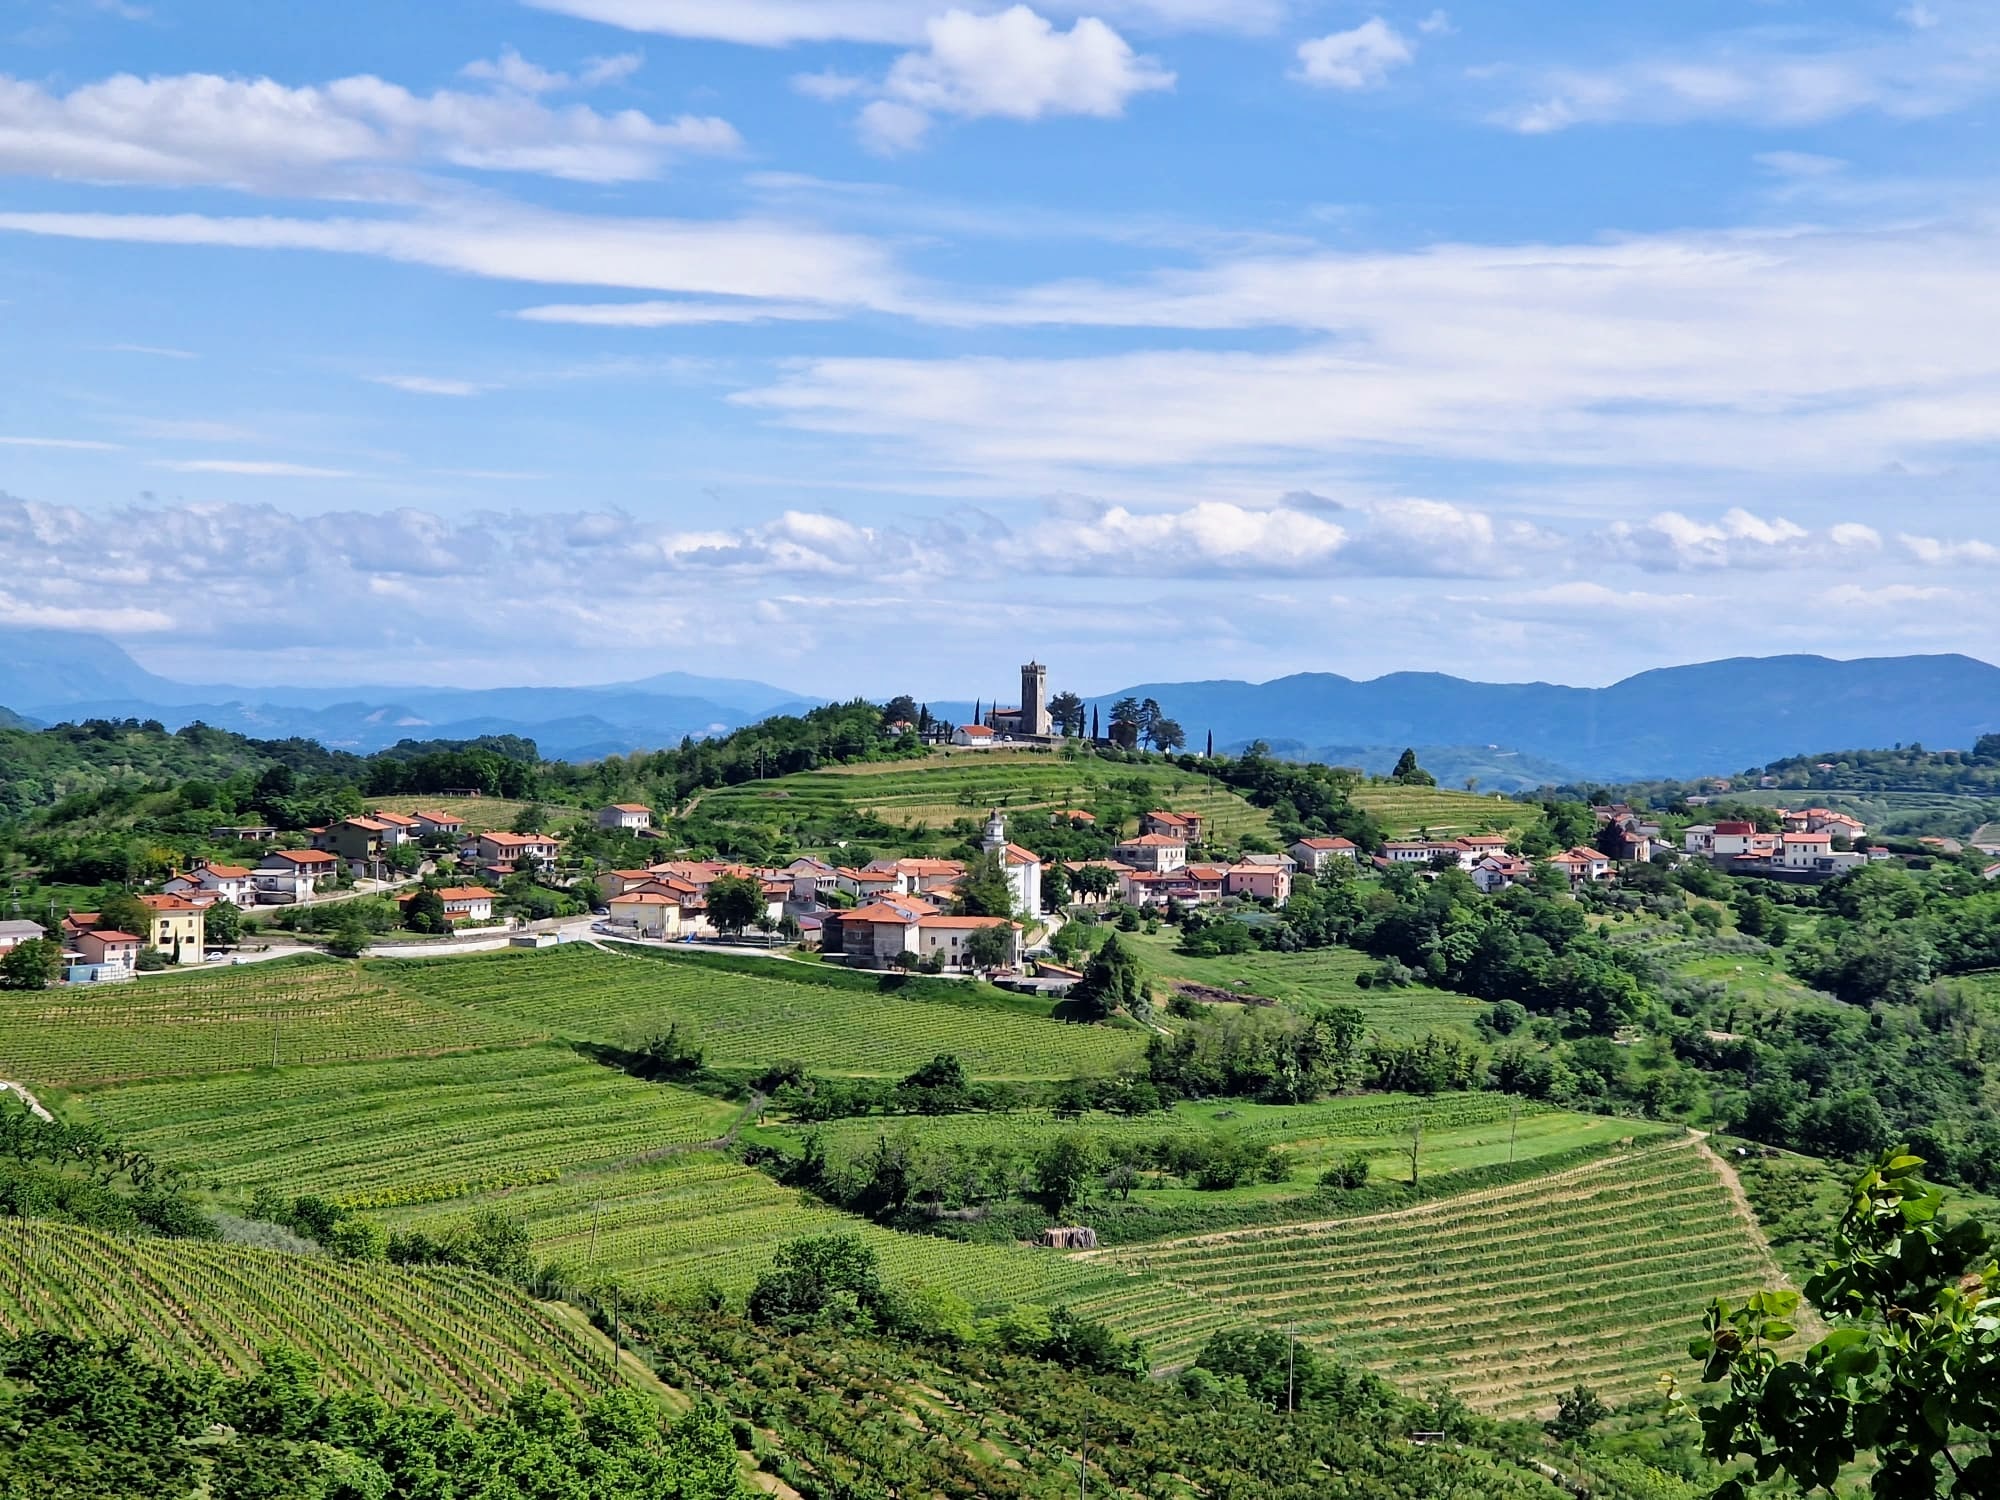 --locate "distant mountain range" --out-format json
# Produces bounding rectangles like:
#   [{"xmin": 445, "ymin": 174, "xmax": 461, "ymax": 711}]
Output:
[
  {"xmin": 0, "ymin": 627, "xmax": 815, "ymax": 759},
  {"xmin": 2, "ymin": 627, "xmax": 1996, "ymax": 781}
]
